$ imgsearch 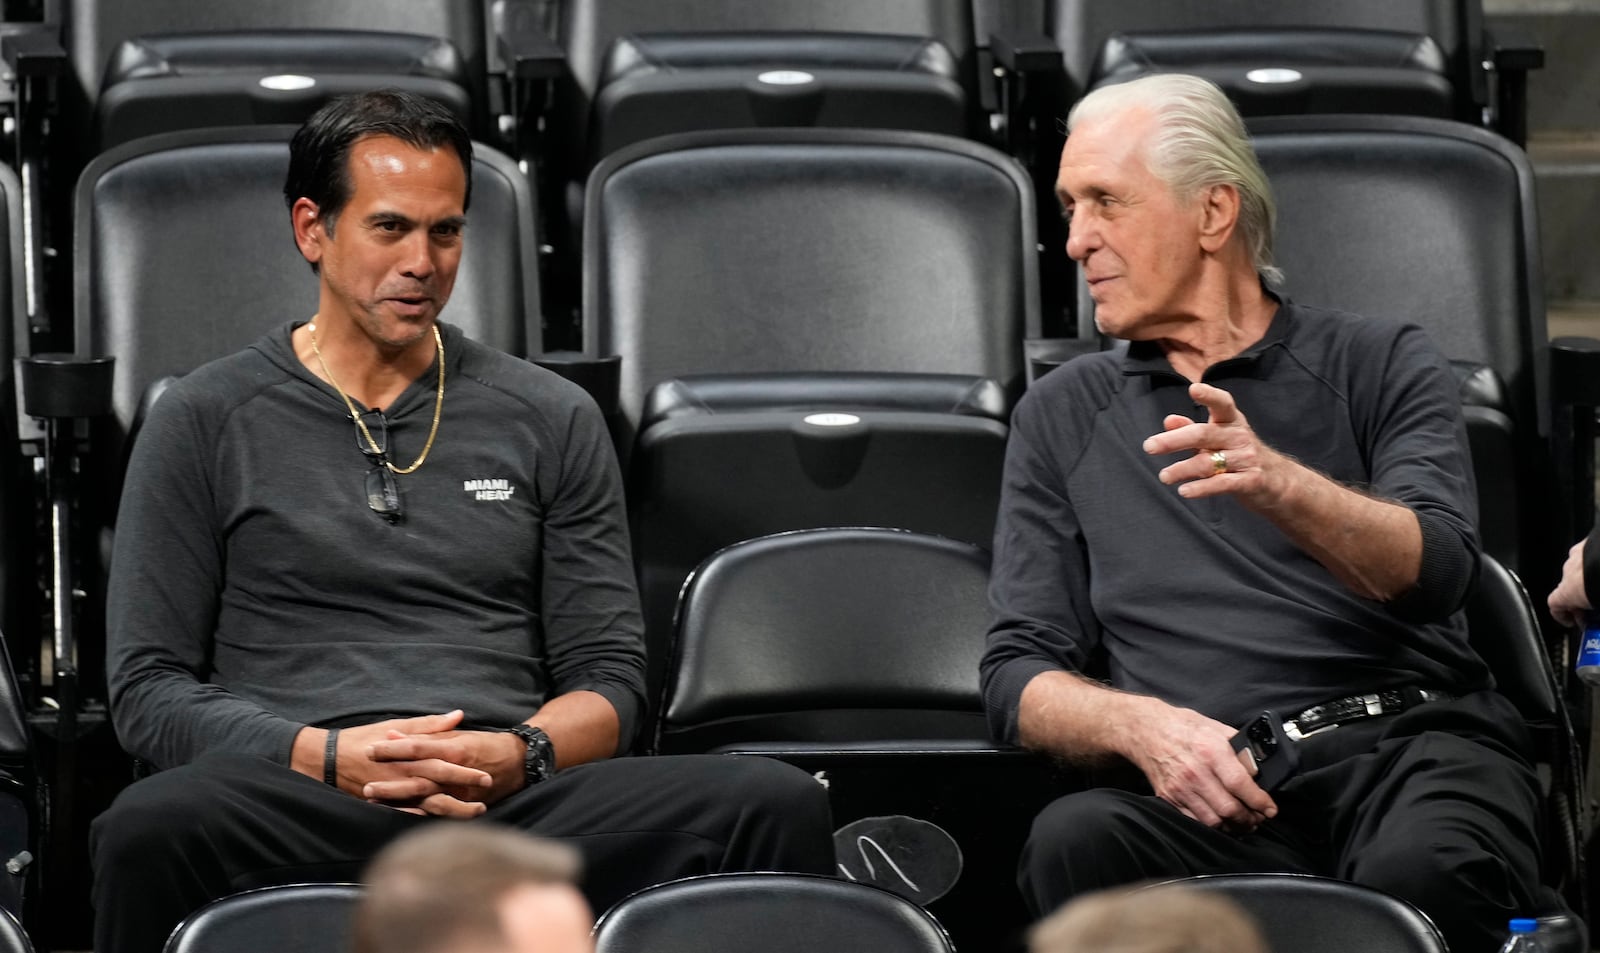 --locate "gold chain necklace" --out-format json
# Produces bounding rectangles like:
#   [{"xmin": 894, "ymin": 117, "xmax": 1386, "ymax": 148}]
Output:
[{"xmin": 308, "ymin": 320, "xmax": 444, "ymax": 475}]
